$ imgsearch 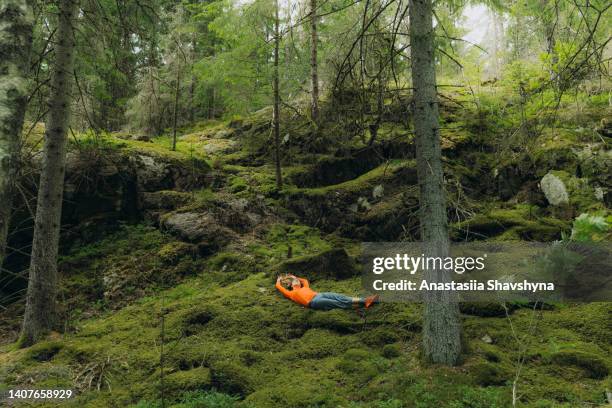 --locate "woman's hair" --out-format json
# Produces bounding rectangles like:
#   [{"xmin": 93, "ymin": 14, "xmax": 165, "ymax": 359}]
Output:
[{"xmin": 279, "ymin": 275, "xmax": 294, "ymax": 290}]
